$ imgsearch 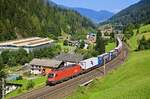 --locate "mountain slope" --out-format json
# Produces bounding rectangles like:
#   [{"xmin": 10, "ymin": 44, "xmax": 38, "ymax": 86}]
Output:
[
  {"xmin": 74, "ymin": 8, "xmax": 114, "ymax": 23},
  {"xmin": 0, "ymin": 0, "xmax": 95, "ymax": 41},
  {"xmin": 106, "ymin": 0, "xmax": 150, "ymax": 25}
]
